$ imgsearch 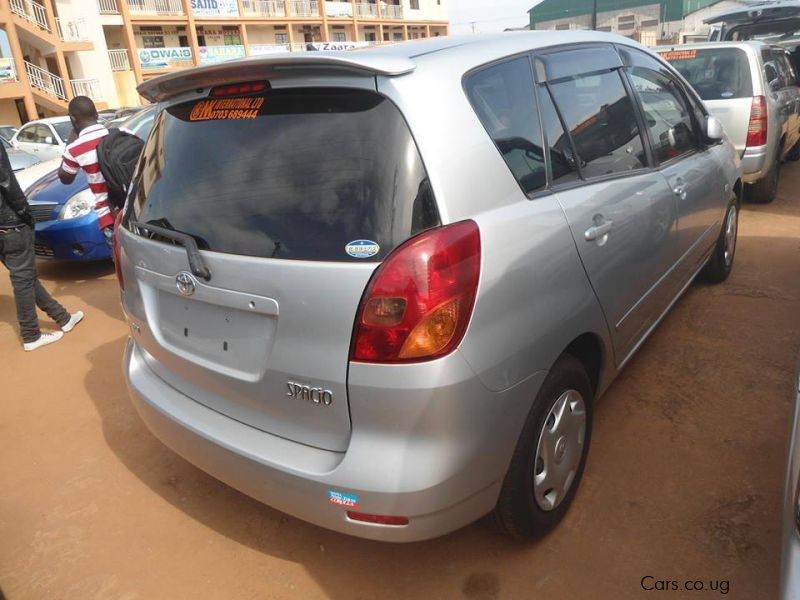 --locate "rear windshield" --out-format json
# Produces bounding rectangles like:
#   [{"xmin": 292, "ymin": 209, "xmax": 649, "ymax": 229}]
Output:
[
  {"xmin": 659, "ymin": 48, "xmax": 753, "ymax": 100},
  {"xmin": 125, "ymin": 88, "xmax": 439, "ymax": 262}
]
